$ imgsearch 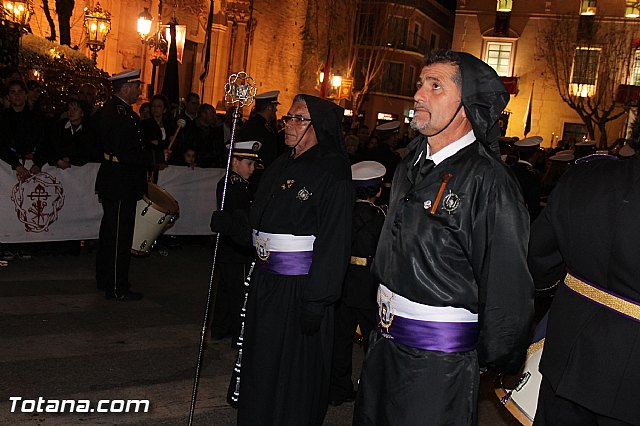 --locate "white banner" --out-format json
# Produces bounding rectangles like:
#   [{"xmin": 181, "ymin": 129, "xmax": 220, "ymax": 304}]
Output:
[{"xmin": 0, "ymin": 162, "xmax": 223, "ymax": 243}]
